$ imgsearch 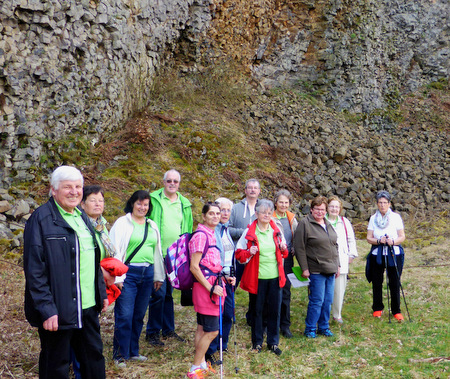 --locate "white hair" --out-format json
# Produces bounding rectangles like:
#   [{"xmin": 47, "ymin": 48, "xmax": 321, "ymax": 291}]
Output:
[
  {"xmin": 163, "ymin": 169, "xmax": 181, "ymax": 182},
  {"xmin": 215, "ymin": 197, "xmax": 233, "ymax": 208},
  {"xmin": 50, "ymin": 166, "xmax": 83, "ymax": 195},
  {"xmin": 256, "ymin": 199, "xmax": 274, "ymax": 213}
]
